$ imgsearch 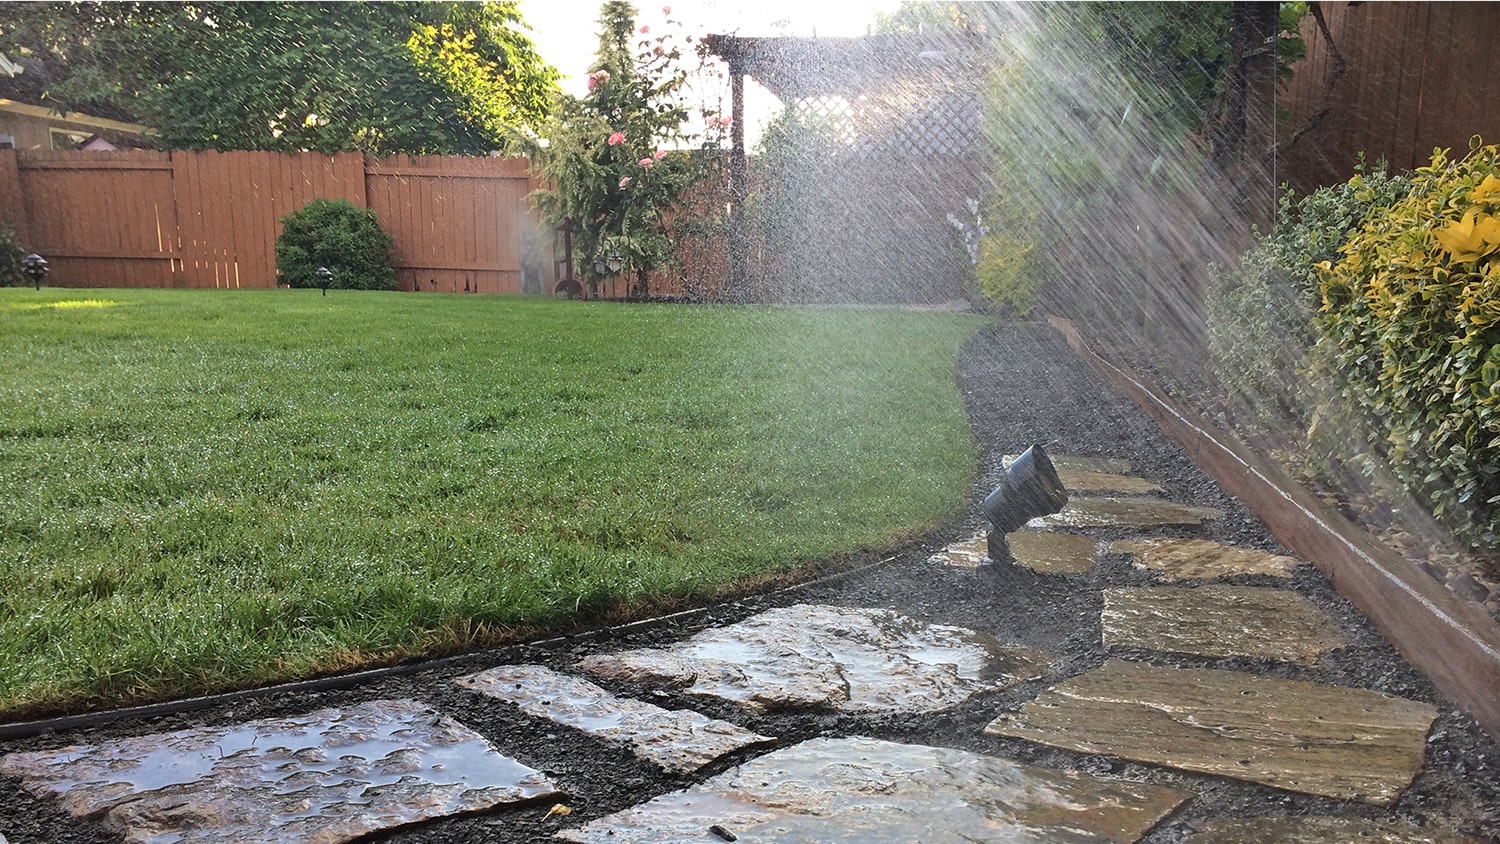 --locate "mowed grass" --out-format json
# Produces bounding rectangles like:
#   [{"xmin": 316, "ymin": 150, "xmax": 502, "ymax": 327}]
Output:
[{"xmin": 0, "ymin": 288, "xmax": 983, "ymax": 718}]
